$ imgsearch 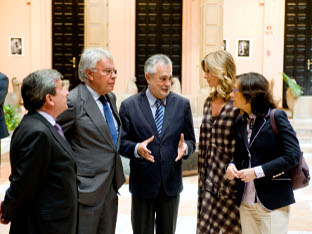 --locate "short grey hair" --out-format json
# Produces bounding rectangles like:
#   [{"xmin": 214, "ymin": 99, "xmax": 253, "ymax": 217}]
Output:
[
  {"xmin": 78, "ymin": 48, "xmax": 114, "ymax": 82},
  {"xmin": 22, "ymin": 69, "xmax": 62, "ymax": 111},
  {"xmin": 144, "ymin": 54, "xmax": 172, "ymax": 76}
]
